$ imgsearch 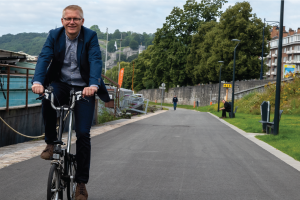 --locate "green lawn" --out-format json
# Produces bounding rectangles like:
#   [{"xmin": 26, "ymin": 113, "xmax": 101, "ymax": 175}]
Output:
[{"xmin": 149, "ymin": 101, "xmax": 300, "ymax": 161}]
